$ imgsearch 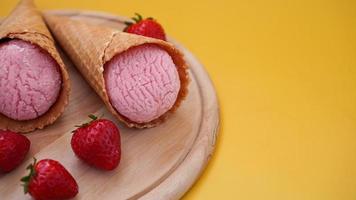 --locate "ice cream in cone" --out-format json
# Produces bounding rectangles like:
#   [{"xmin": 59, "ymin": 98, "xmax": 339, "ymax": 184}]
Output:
[
  {"xmin": 0, "ymin": 0, "xmax": 70, "ymax": 133},
  {"xmin": 44, "ymin": 14, "xmax": 189, "ymax": 128}
]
